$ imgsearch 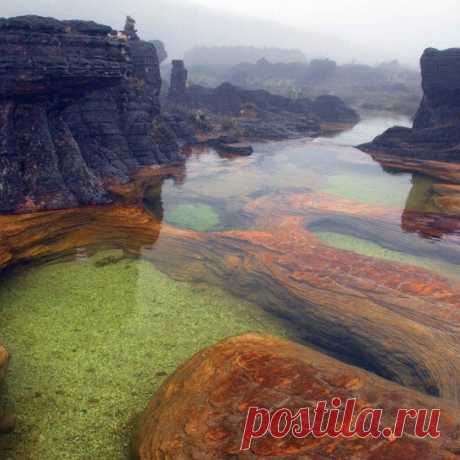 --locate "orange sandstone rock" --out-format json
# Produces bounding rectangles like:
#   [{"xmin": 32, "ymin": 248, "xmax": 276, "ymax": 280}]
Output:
[{"xmin": 135, "ymin": 334, "xmax": 460, "ymax": 460}]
